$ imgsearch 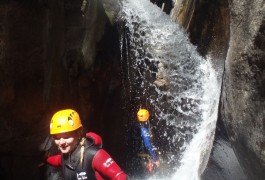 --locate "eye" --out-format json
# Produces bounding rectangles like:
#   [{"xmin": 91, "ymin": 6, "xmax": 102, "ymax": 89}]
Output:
[{"xmin": 53, "ymin": 136, "xmax": 60, "ymax": 140}]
